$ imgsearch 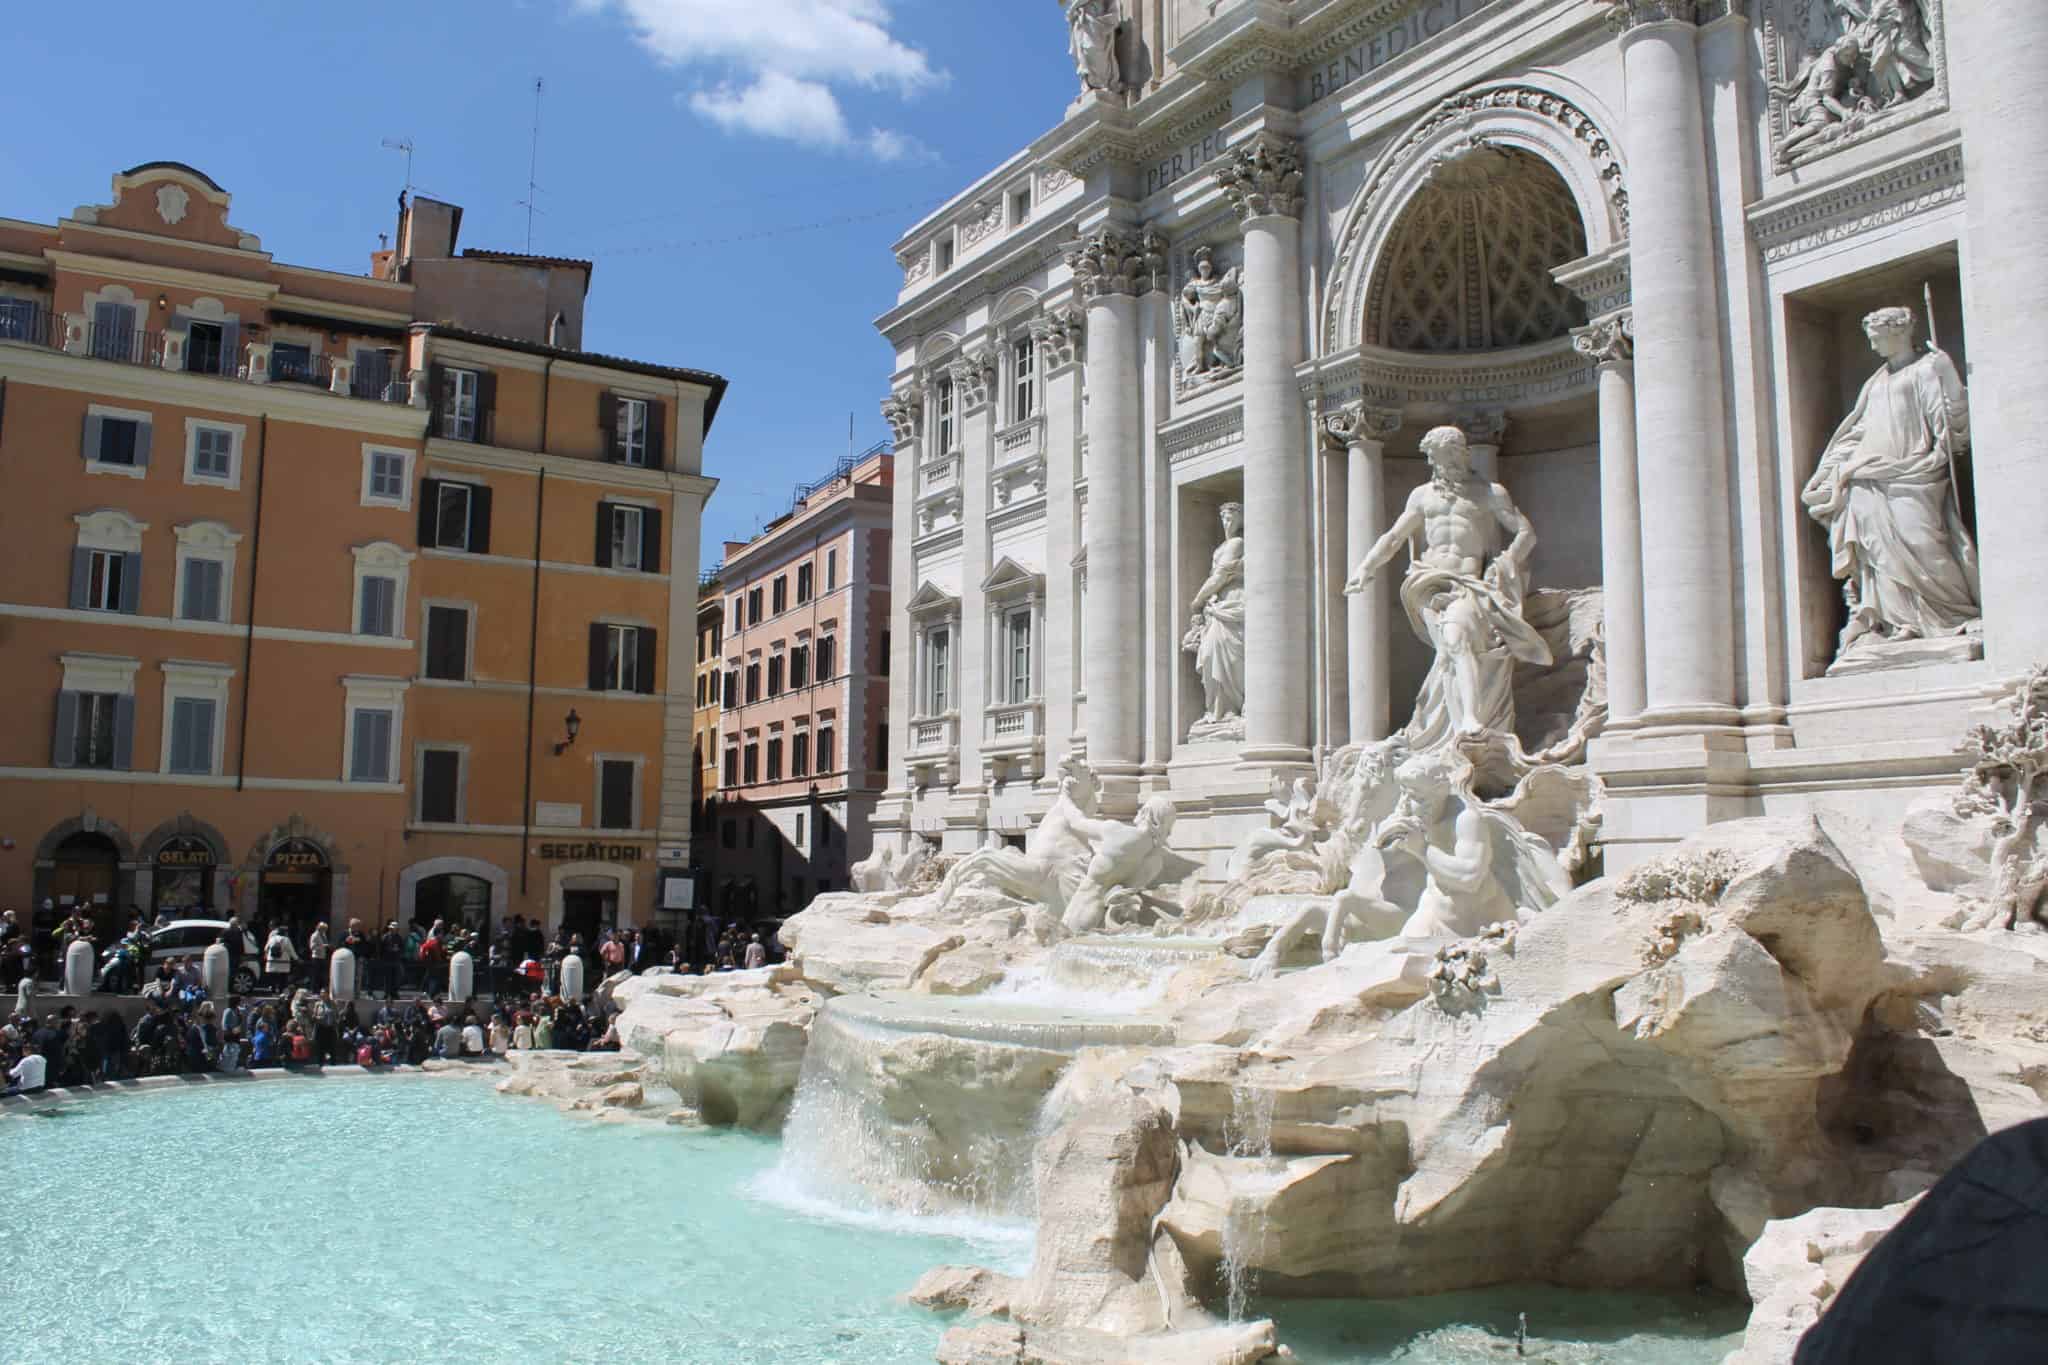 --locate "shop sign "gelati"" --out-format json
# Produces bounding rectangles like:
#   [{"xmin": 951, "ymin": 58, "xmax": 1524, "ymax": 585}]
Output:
[
  {"xmin": 536, "ymin": 842, "xmax": 644, "ymax": 862},
  {"xmin": 1301, "ymin": 0, "xmax": 1490, "ymax": 106}
]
